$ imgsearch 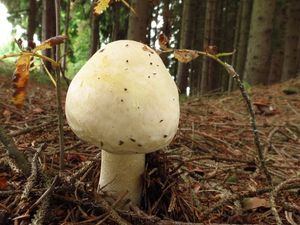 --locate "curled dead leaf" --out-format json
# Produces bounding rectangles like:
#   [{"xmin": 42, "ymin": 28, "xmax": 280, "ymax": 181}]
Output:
[
  {"xmin": 142, "ymin": 45, "xmax": 155, "ymax": 54},
  {"xmin": 158, "ymin": 33, "xmax": 169, "ymax": 50},
  {"xmin": 12, "ymin": 54, "xmax": 31, "ymax": 108},
  {"xmin": 205, "ymin": 45, "xmax": 218, "ymax": 55},
  {"xmin": 174, "ymin": 49, "xmax": 199, "ymax": 63},
  {"xmin": 33, "ymin": 35, "xmax": 67, "ymax": 52}
]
